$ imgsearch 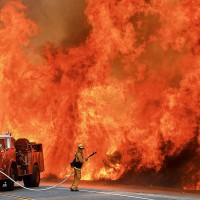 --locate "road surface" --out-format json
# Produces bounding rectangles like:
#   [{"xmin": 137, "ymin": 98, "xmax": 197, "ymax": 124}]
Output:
[{"xmin": 0, "ymin": 182, "xmax": 199, "ymax": 200}]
